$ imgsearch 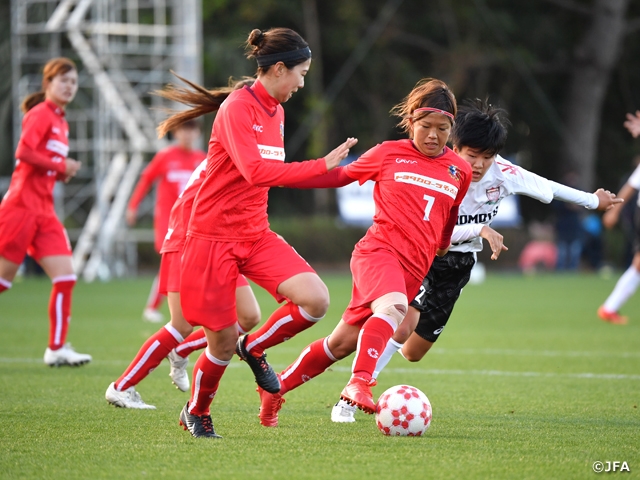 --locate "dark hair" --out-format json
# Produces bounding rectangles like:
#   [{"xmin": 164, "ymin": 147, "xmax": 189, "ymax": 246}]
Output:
[
  {"xmin": 21, "ymin": 57, "xmax": 77, "ymax": 113},
  {"xmin": 450, "ymin": 98, "xmax": 509, "ymax": 156},
  {"xmin": 391, "ymin": 78, "xmax": 457, "ymax": 138},
  {"xmin": 154, "ymin": 72, "xmax": 254, "ymax": 138},
  {"xmin": 245, "ymin": 28, "xmax": 310, "ymax": 74}
]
